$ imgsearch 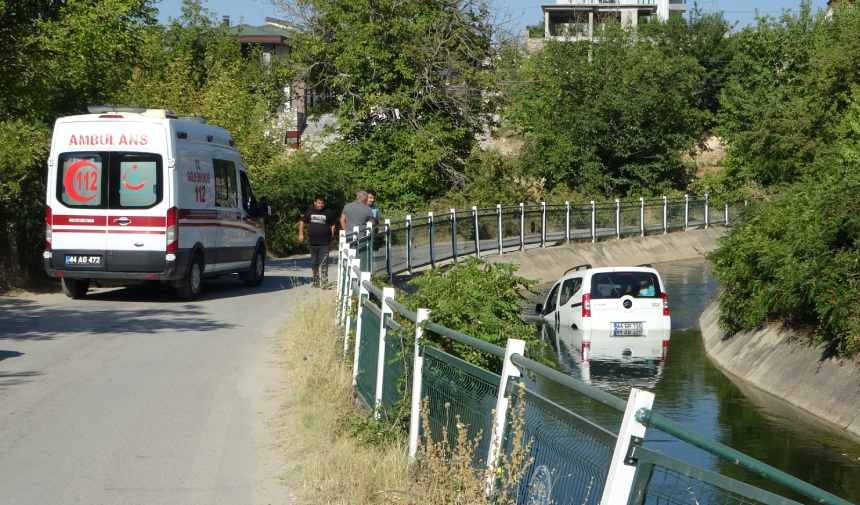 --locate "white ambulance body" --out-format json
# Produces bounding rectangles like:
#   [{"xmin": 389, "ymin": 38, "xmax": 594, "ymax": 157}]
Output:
[{"xmin": 43, "ymin": 106, "xmax": 270, "ymax": 301}]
